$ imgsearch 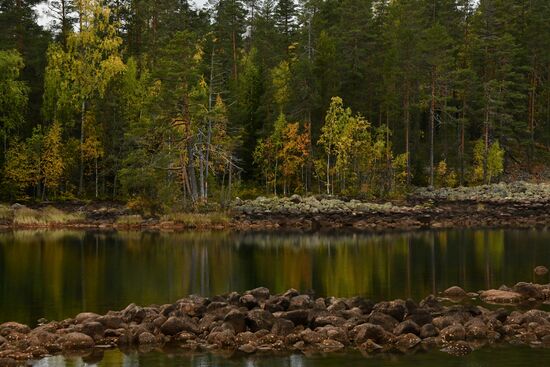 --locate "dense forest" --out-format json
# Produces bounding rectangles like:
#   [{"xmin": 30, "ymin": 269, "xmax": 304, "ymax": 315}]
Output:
[{"xmin": 1, "ymin": 0, "xmax": 549, "ymax": 211}]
